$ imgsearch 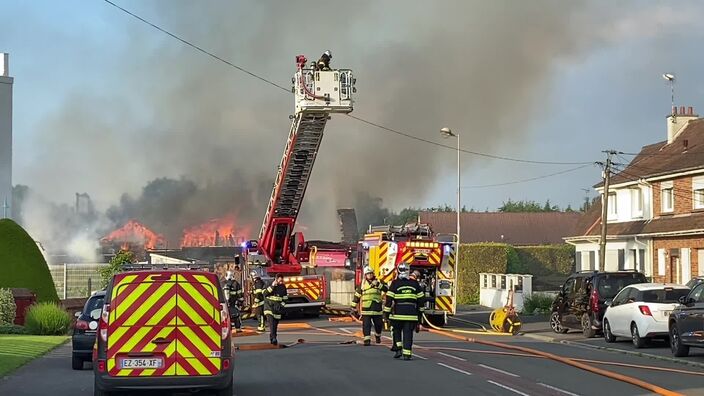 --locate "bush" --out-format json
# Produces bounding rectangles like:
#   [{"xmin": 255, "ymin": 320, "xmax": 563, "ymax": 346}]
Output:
[
  {"xmin": 24, "ymin": 303, "xmax": 71, "ymax": 335},
  {"xmin": 0, "ymin": 219, "xmax": 59, "ymax": 302},
  {"xmin": 515, "ymin": 245, "xmax": 575, "ymax": 291},
  {"xmin": 0, "ymin": 288, "xmax": 16, "ymax": 325},
  {"xmin": 0, "ymin": 324, "xmax": 28, "ymax": 334},
  {"xmin": 522, "ymin": 293, "xmax": 554, "ymax": 315},
  {"xmin": 99, "ymin": 250, "xmax": 136, "ymax": 288}
]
